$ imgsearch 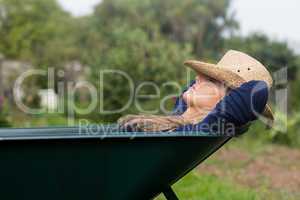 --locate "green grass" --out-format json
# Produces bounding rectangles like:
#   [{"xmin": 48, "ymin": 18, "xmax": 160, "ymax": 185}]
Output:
[{"xmin": 155, "ymin": 172, "xmax": 260, "ymax": 200}]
